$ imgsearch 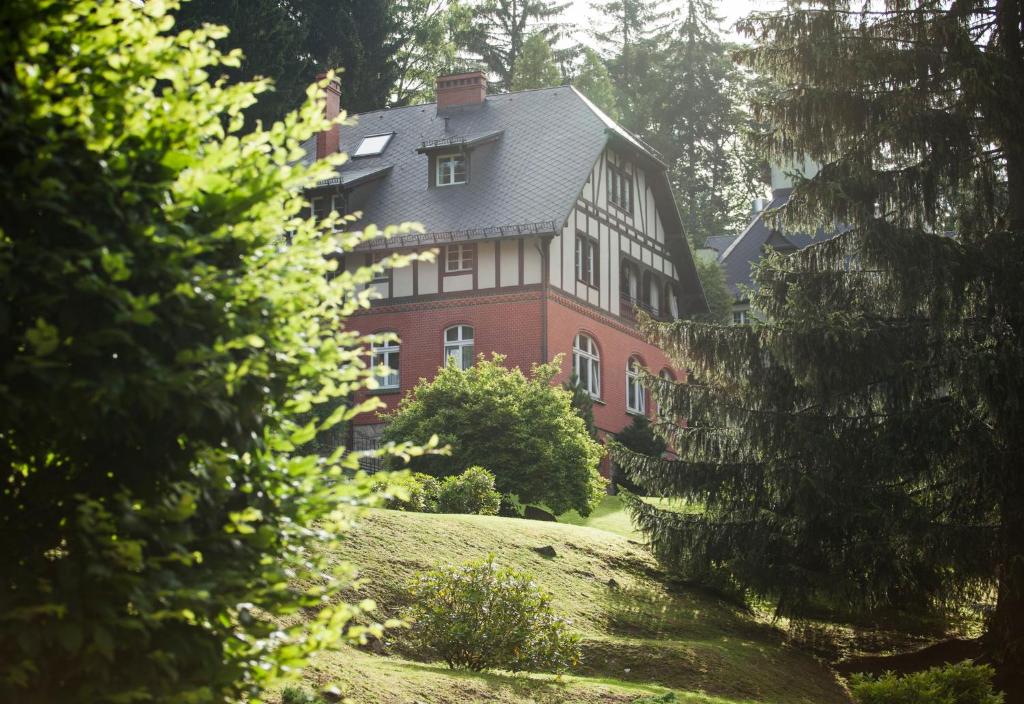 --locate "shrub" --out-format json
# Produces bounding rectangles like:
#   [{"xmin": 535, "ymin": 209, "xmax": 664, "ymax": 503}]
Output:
[
  {"xmin": 436, "ymin": 466, "xmax": 502, "ymax": 515},
  {"xmin": 373, "ymin": 472, "xmax": 441, "ymax": 512},
  {"xmin": 382, "ymin": 355, "xmax": 607, "ymax": 515},
  {"xmin": 403, "ymin": 555, "xmax": 581, "ymax": 673},
  {"xmin": 0, "ymin": 1, "xmax": 428, "ymax": 700},
  {"xmin": 281, "ymin": 686, "xmax": 325, "ymax": 704},
  {"xmin": 850, "ymin": 662, "xmax": 1004, "ymax": 704}
]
